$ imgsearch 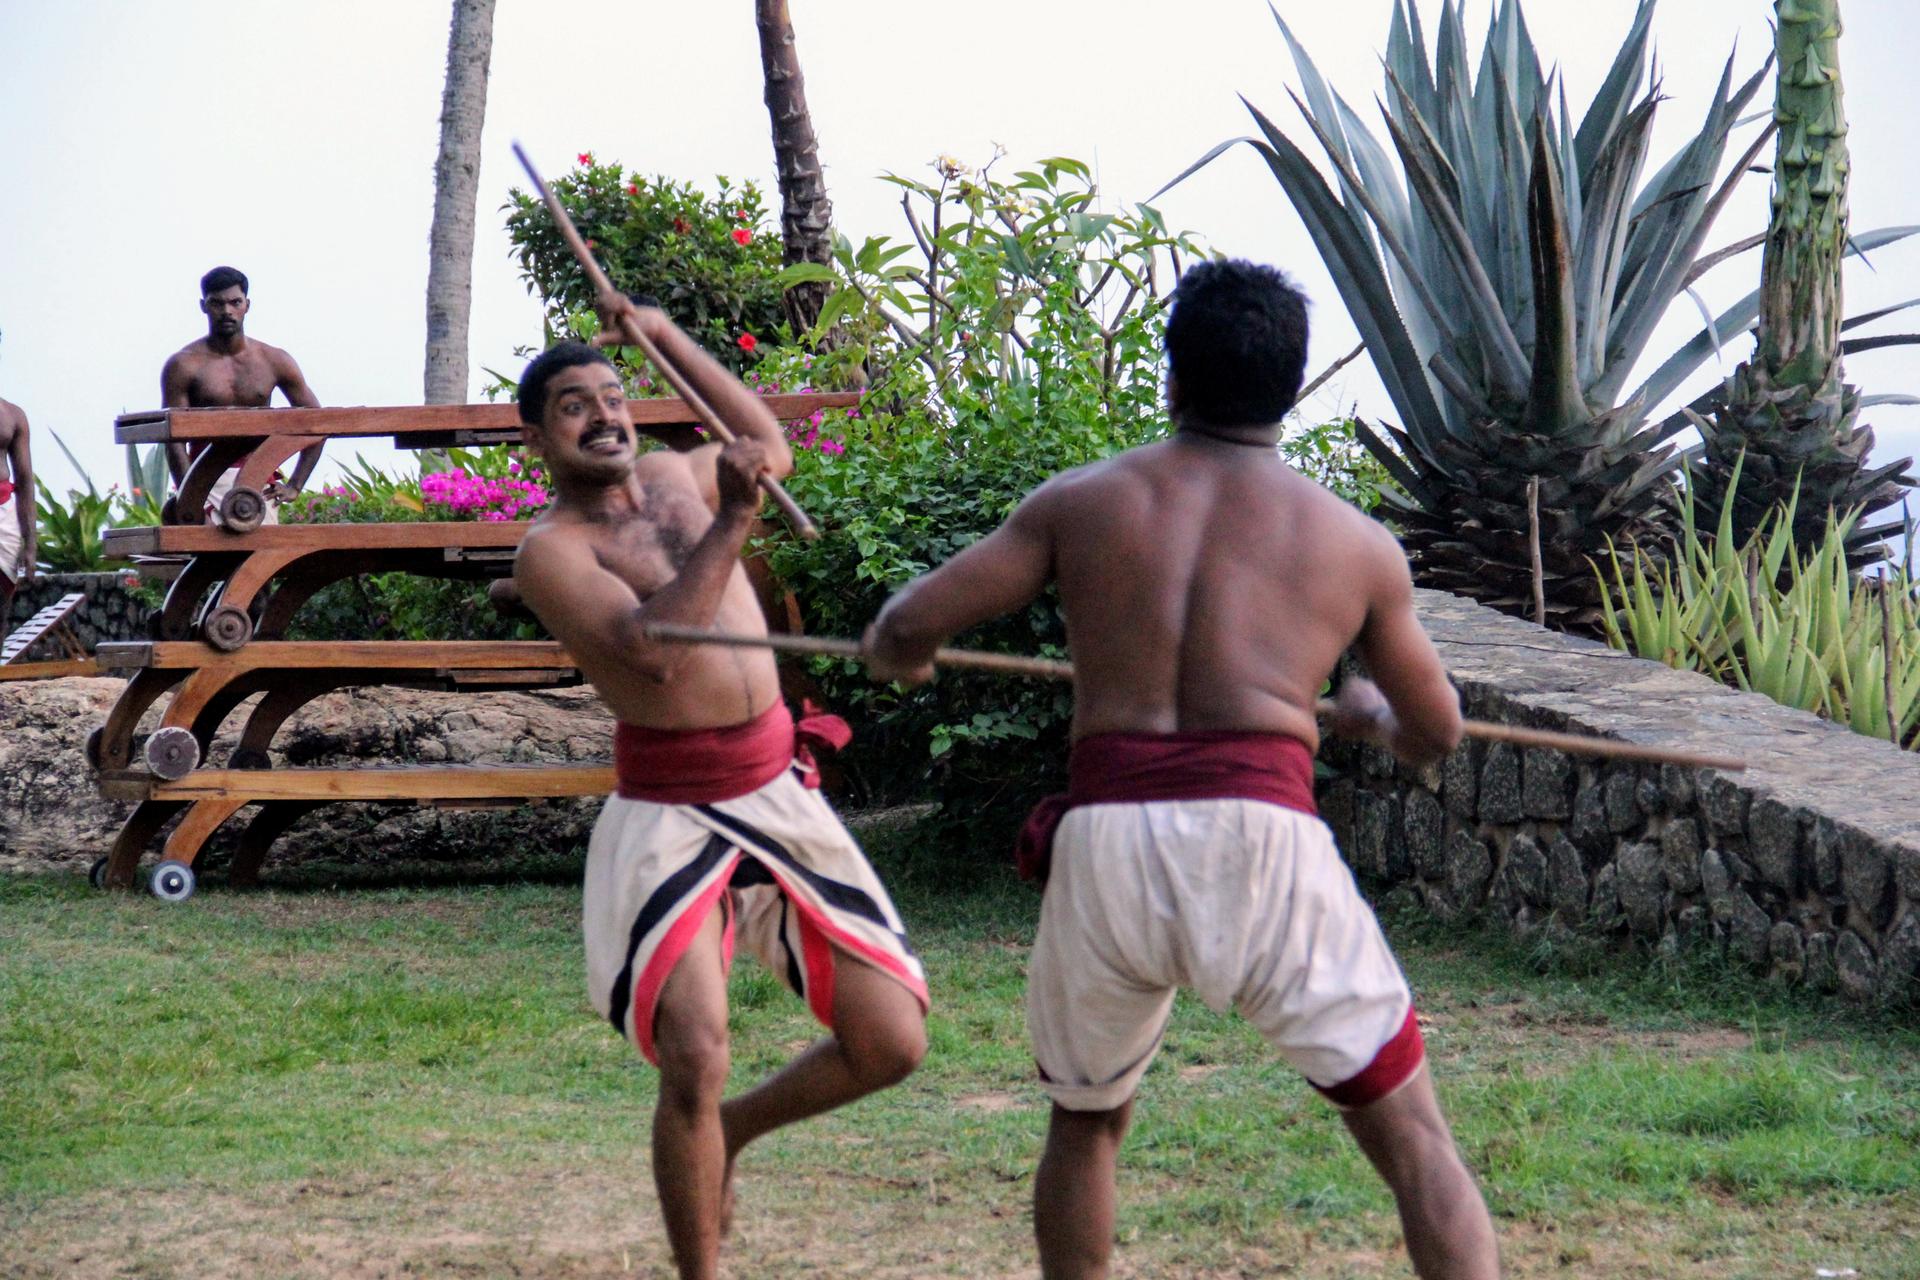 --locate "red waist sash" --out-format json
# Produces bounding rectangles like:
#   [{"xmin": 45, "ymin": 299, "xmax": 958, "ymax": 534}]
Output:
[
  {"xmin": 0, "ymin": 479, "xmax": 14, "ymax": 504},
  {"xmin": 614, "ymin": 700, "xmax": 851, "ymax": 805},
  {"xmin": 1014, "ymin": 729, "xmax": 1318, "ymax": 882}
]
